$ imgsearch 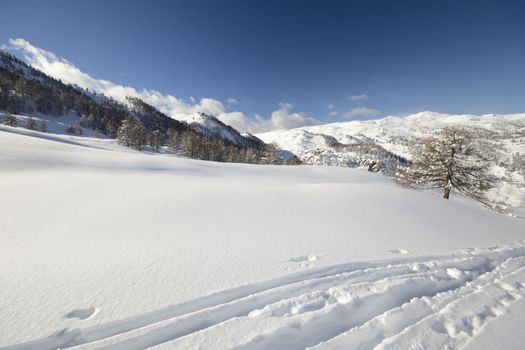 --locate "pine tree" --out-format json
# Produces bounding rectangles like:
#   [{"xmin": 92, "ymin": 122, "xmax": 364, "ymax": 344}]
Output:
[
  {"xmin": 167, "ymin": 128, "xmax": 179, "ymax": 150},
  {"xmin": 149, "ymin": 130, "xmax": 163, "ymax": 151},
  {"xmin": 66, "ymin": 122, "xmax": 82, "ymax": 135},
  {"xmin": 179, "ymin": 131, "xmax": 194, "ymax": 157},
  {"xmin": 2, "ymin": 112, "xmax": 17, "ymax": 127},
  {"xmin": 25, "ymin": 116, "xmax": 35, "ymax": 130},
  {"xmin": 6, "ymin": 94, "xmax": 21, "ymax": 114},
  {"xmin": 39, "ymin": 120, "xmax": 48, "ymax": 132},
  {"xmin": 396, "ymin": 126, "xmax": 494, "ymax": 202},
  {"xmin": 129, "ymin": 121, "xmax": 146, "ymax": 150},
  {"xmin": 116, "ymin": 118, "xmax": 147, "ymax": 150},
  {"xmin": 116, "ymin": 118, "xmax": 133, "ymax": 147}
]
